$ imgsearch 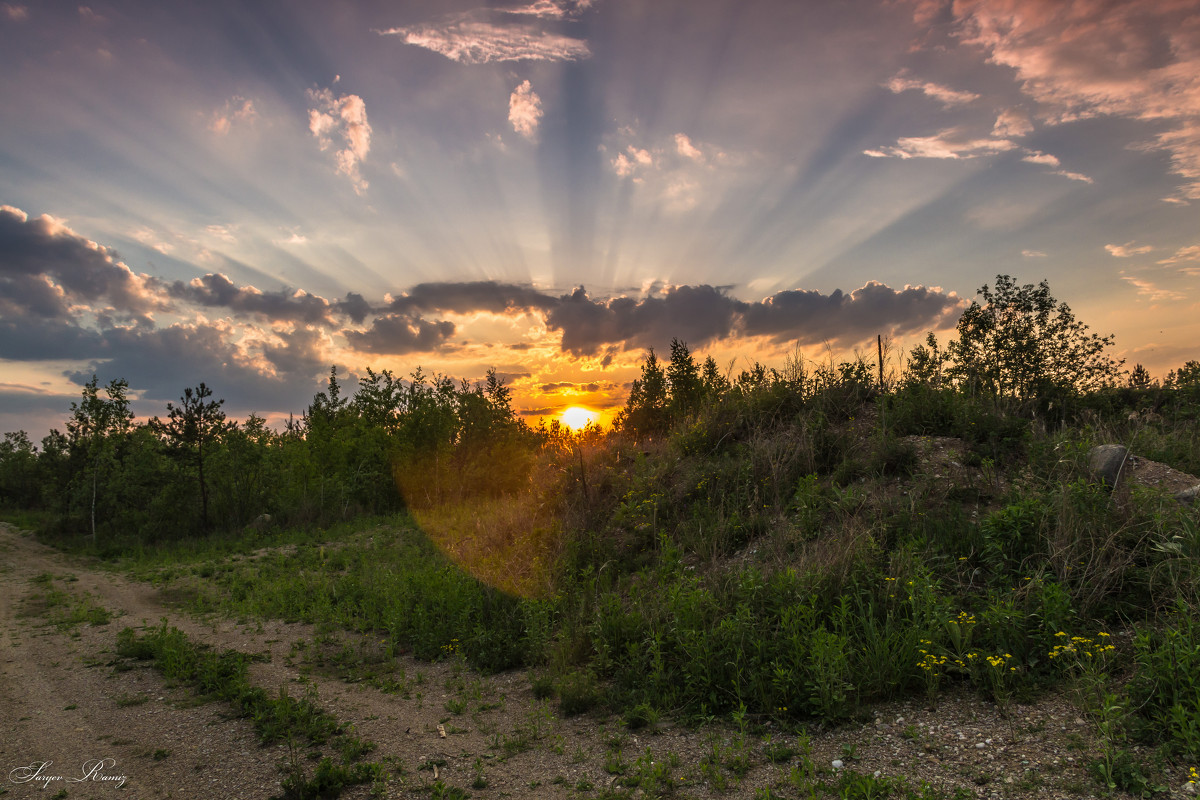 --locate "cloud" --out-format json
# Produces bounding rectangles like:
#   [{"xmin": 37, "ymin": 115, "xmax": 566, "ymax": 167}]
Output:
[
  {"xmin": 0, "ymin": 205, "xmax": 167, "ymax": 321},
  {"xmin": 864, "ymin": 127, "xmax": 1018, "ymax": 159},
  {"xmin": 611, "ymin": 145, "xmax": 654, "ymax": 178},
  {"xmin": 1022, "ymin": 151, "xmax": 1060, "ymax": 167},
  {"xmin": 1158, "ymin": 244, "xmax": 1200, "ymax": 274},
  {"xmin": 993, "ymin": 109, "xmax": 1034, "ymax": 137},
  {"xmin": 386, "ymin": 281, "xmax": 557, "ymax": 316},
  {"xmin": 739, "ymin": 282, "xmax": 962, "ymax": 346},
  {"xmin": 1106, "ymin": 241, "xmax": 1154, "ymax": 258},
  {"xmin": 1122, "ymin": 276, "xmax": 1185, "ymax": 302},
  {"xmin": 209, "ymin": 96, "xmax": 256, "ymax": 136},
  {"xmin": 1022, "ymin": 150, "xmax": 1093, "ymax": 183},
  {"xmin": 343, "ymin": 314, "xmax": 456, "ymax": 355},
  {"xmin": 307, "ymin": 87, "xmax": 372, "ymax": 194},
  {"xmin": 2, "ymin": 4, "xmax": 28, "ymax": 21},
  {"xmin": 1022, "ymin": 249, "xmax": 1047, "ymax": 258},
  {"xmin": 675, "ymin": 133, "xmax": 704, "ymax": 162},
  {"xmin": 508, "ymin": 80, "xmax": 543, "ymax": 140},
  {"xmin": 546, "ymin": 282, "xmax": 962, "ymax": 356},
  {"xmin": 378, "ymin": 12, "xmax": 590, "ymax": 64},
  {"xmin": 916, "ymin": 0, "xmax": 1200, "ymax": 199},
  {"xmin": 886, "ymin": 72, "xmax": 980, "ymax": 107},
  {"xmin": 501, "ymin": 0, "xmax": 596, "ymax": 20},
  {"xmin": 61, "ymin": 322, "xmax": 330, "ymax": 408},
  {"xmin": 168, "ymin": 273, "xmax": 337, "ymax": 325}
]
